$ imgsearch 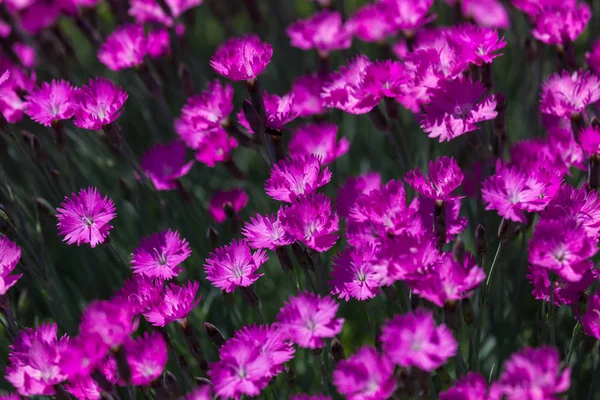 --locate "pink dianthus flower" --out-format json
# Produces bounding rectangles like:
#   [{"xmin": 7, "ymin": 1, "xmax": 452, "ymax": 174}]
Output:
[
  {"xmin": 140, "ymin": 141, "xmax": 194, "ymax": 191},
  {"xmin": 98, "ymin": 24, "xmax": 147, "ymax": 71},
  {"xmin": 330, "ymin": 245, "xmax": 381, "ymax": 301},
  {"xmin": 143, "ymin": 281, "xmax": 201, "ymax": 327},
  {"xmin": 288, "ymin": 122, "xmax": 349, "ymax": 165},
  {"xmin": 25, "ymin": 80, "xmax": 74, "ymax": 127},
  {"xmin": 290, "ymin": 74, "xmax": 326, "ymax": 118},
  {"xmin": 265, "ymin": 155, "xmax": 332, "ymax": 203},
  {"xmin": 72, "ymin": 77, "xmax": 128, "ymax": 130},
  {"xmin": 242, "ymin": 212, "xmax": 294, "ymax": 251},
  {"xmin": 125, "ymin": 332, "xmax": 167, "ymax": 386},
  {"xmin": 286, "ymin": 11, "xmax": 352, "ymax": 54},
  {"xmin": 210, "ymin": 35, "xmax": 273, "ymax": 82},
  {"xmin": 131, "ymin": 229, "xmax": 191, "ymax": 279},
  {"xmin": 540, "ymin": 70, "xmax": 600, "ymax": 119},
  {"xmin": 405, "ymin": 156, "xmax": 464, "ymax": 201},
  {"xmin": 237, "ymin": 91, "xmax": 298, "ymax": 133},
  {"xmin": 0, "ymin": 236, "xmax": 22, "ymax": 296}
]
